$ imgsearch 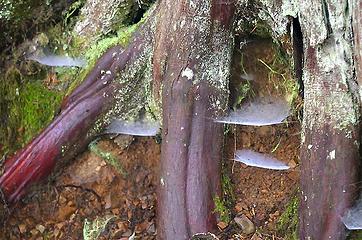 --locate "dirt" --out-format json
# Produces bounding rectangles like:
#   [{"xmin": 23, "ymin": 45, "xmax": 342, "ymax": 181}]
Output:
[{"xmin": 0, "ymin": 38, "xmax": 301, "ymax": 239}]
